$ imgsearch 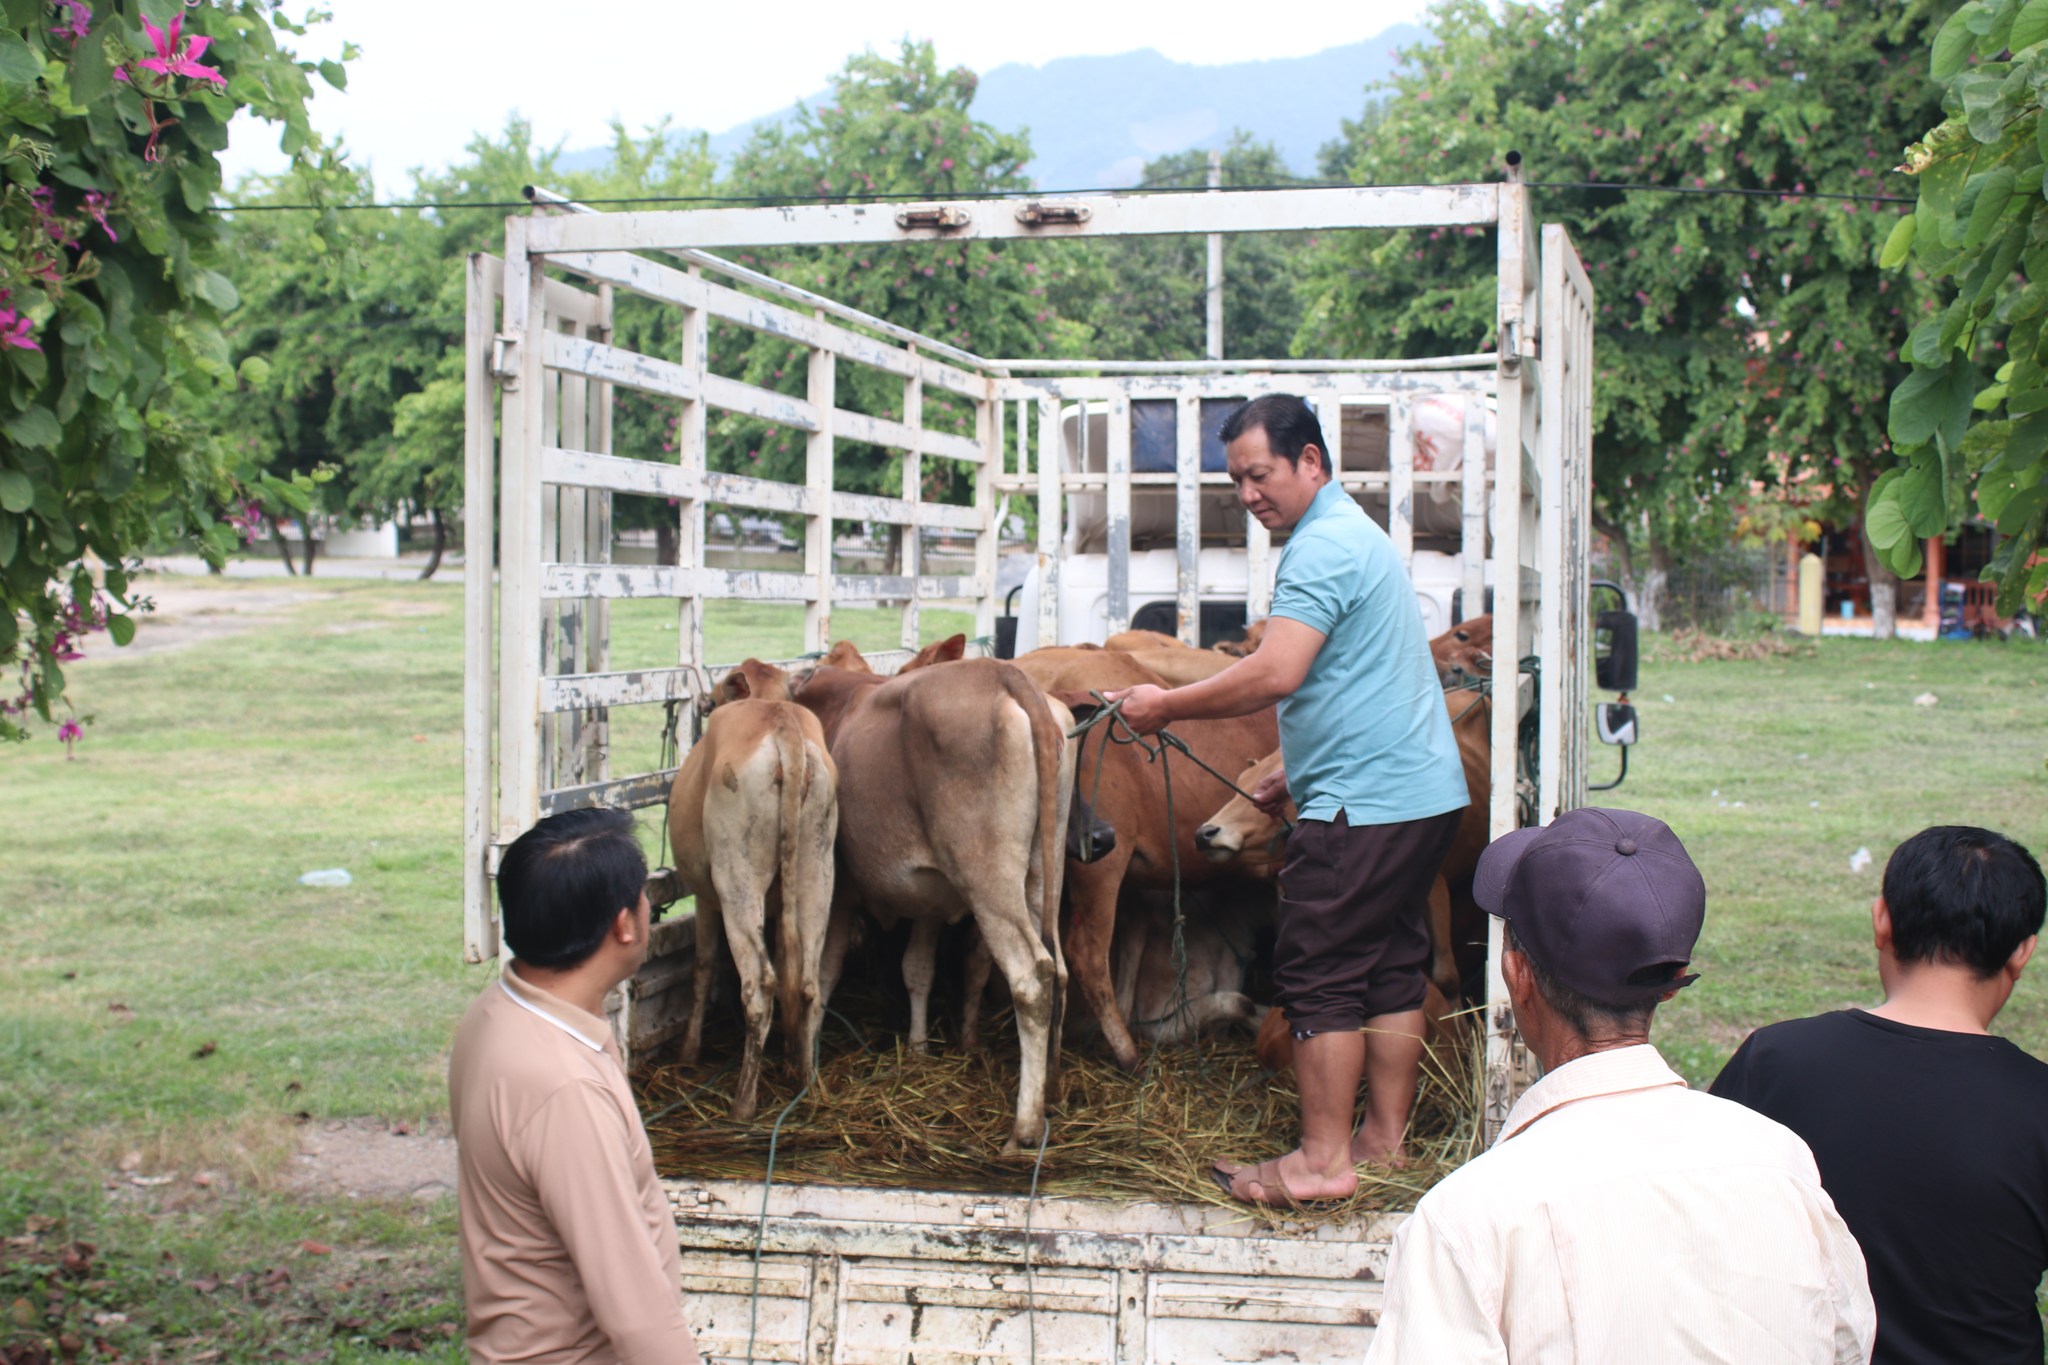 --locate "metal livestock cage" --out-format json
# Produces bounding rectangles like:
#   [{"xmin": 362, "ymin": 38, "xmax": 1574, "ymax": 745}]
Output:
[{"xmin": 462, "ymin": 173, "xmax": 1596, "ymax": 1362}]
